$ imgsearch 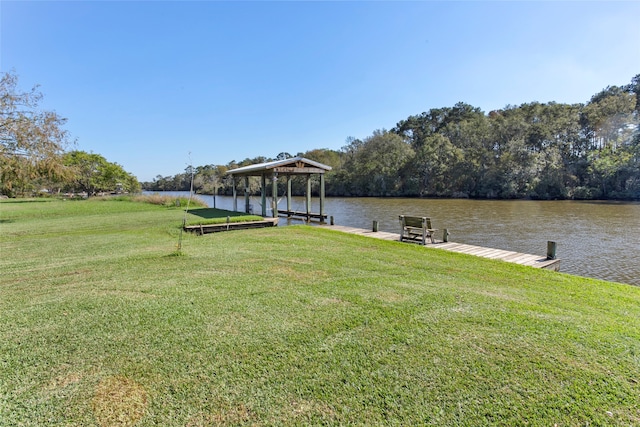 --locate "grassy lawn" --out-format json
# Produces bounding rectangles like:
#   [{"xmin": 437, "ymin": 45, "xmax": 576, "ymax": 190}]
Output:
[{"xmin": 1, "ymin": 198, "xmax": 639, "ymax": 426}]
